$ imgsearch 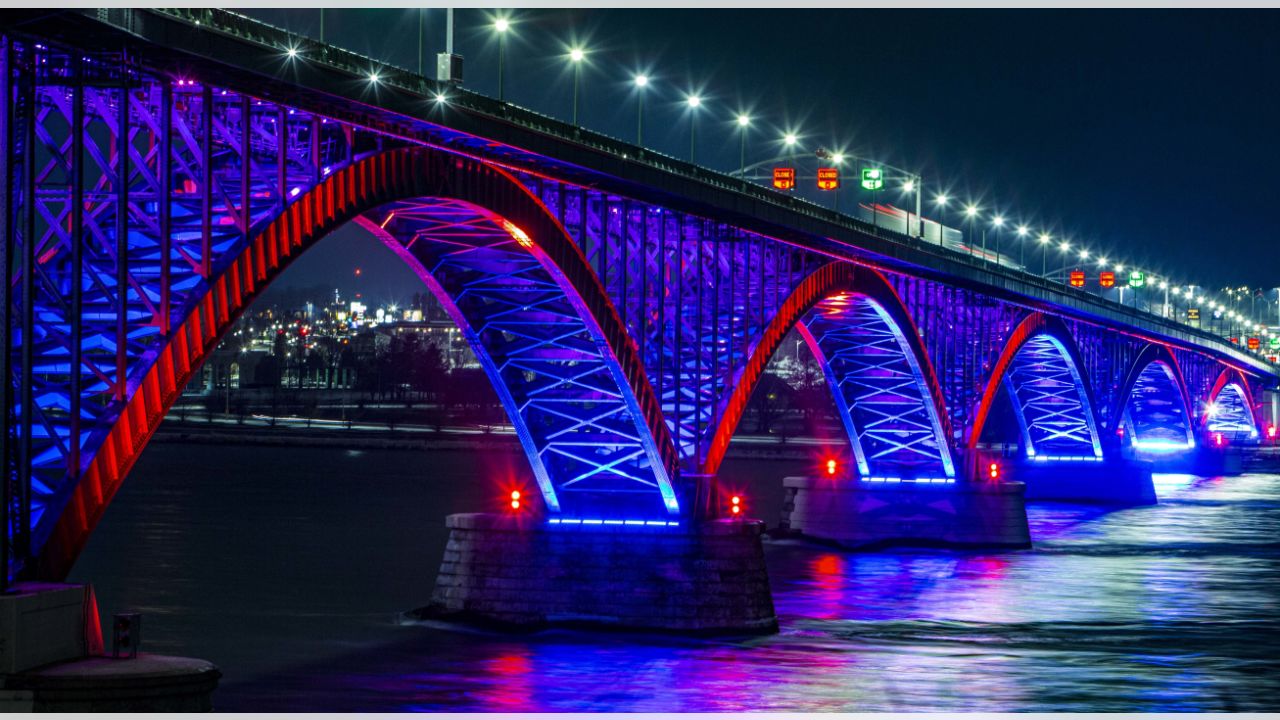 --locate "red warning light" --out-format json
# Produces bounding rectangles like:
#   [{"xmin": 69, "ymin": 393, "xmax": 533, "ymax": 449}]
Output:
[
  {"xmin": 1267, "ymin": 424, "xmax": 1277, "ymax": 439},
  {"xmin": 1099, "ymin": 271, "xmax": 1116, "ymax": 288},
  {"xmin": 510, "ymin": 490, "xmax": 521, "ymax": 510},
  {"xmin": 730, "ymin": 495, "xmax": 742, "ymax": 515},
  {"xmin": 1069, "ymin": 270, "xmax": 1086, "ymax": 288},
  {"xmin": 988, "ymin": 462, "xmax": 1000, "ymax": 480},
  {"xmin": 773, "ymin": 167, "xmax": 797, "ymax": 191},
  {"xmin": 825, "ymin": 458, "xmax": 838, "ymax": 476},
  {"xmin": 1213, "ymin": 432, "xmax": 1226, "ymax": 448}
]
